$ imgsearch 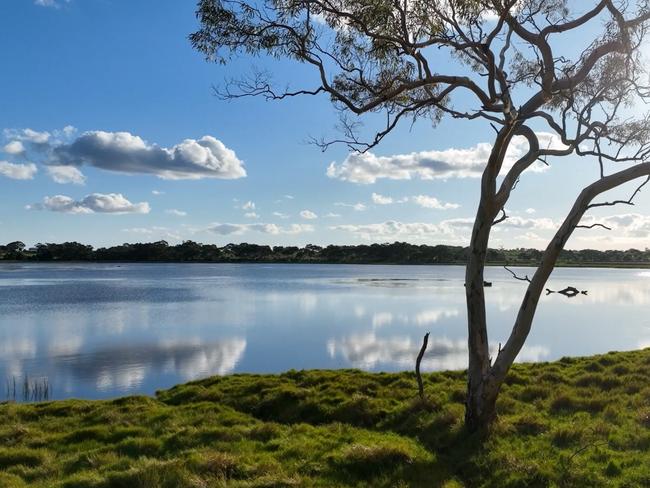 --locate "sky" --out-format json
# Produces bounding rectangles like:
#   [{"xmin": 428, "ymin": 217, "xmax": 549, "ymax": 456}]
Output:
[{"xmin": 1, "ymin": 0, "xmax": 649, "ymax": 250}]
